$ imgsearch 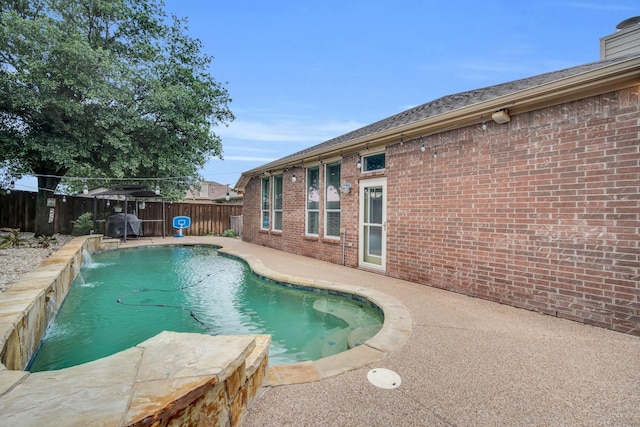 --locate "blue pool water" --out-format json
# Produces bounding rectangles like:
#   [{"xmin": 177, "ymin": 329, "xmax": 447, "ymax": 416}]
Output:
[{"xmin": 29, "ymin": 245, "xmax": 383, "ymax": 371}]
